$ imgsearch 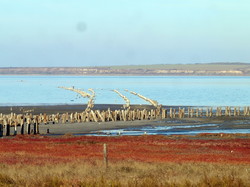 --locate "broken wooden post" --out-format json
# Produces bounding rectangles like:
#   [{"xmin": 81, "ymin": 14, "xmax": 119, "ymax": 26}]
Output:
[
  {"xmin": 96, "ymin": 110, "xmax": 105, "ymax": 122},
  {"xmin": 20, "ymin": 124, "xmax": 24, "ymax": 135},
  {"xmin": 26, "ymin": 117, "xmax": 31, "ymax": 134},
  {"xmin": 20, "ymin": 117, "xmax": 24, "ymax": 135},
  {"xmin": 228, "ymin": 107, "xmax": 231, "ymax": 116},
  {"xmin": 6, "ymin": 124, "xmax": 10, "ymax": 136},
  {"xmin": 14, "ymin": 124, "xmax": 17, "ymax": 136},
  {"xmin": 173, "ymin": 109, "xmax": 176, "ymax": 118},
  {"xmin": 33, "ymin": 123, "xmax": 37, "ymax": 135},
  {"xmin": 169, "ymin": 108, "xmax": 173, "ymax": 118},
  {"xmin": 209, "ymin": 107, "xmax": 213, "ymax": 117},
  {"xmin": 162, "ymin": 108, "xmax": 166, "ymax": 119},
  {"xmin": 91, "ymin": 110, "xmax": 98, "ymax": 122}
]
